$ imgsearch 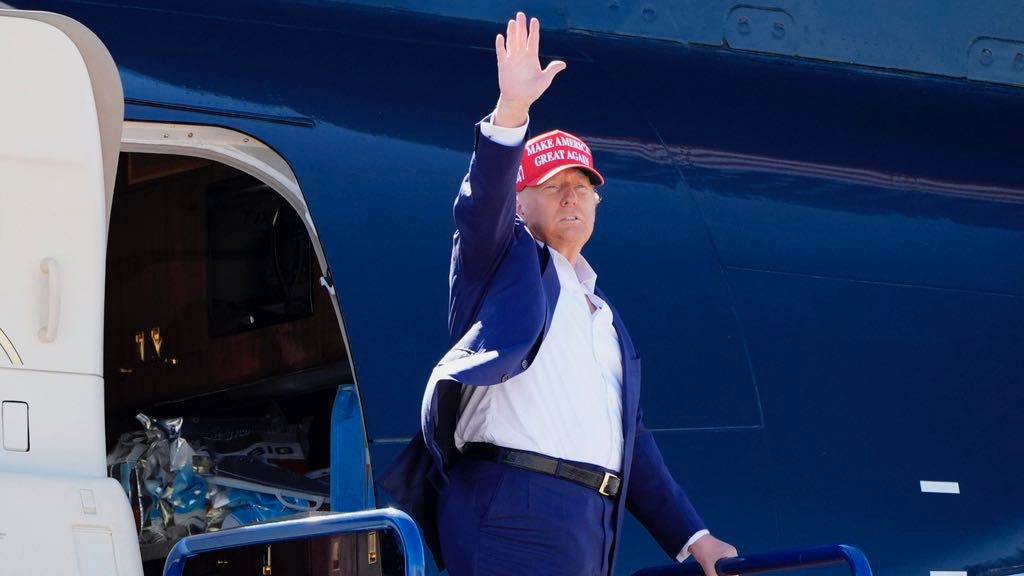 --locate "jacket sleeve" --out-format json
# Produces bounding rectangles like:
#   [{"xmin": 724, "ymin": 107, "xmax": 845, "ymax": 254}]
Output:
[
  {"xmin": 626, "ymin": 410, "xmax": 709, "ymax": 558},
  {"xmin": 452, "ymin": 116, "xmax": 525, "ymax": 281}
]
